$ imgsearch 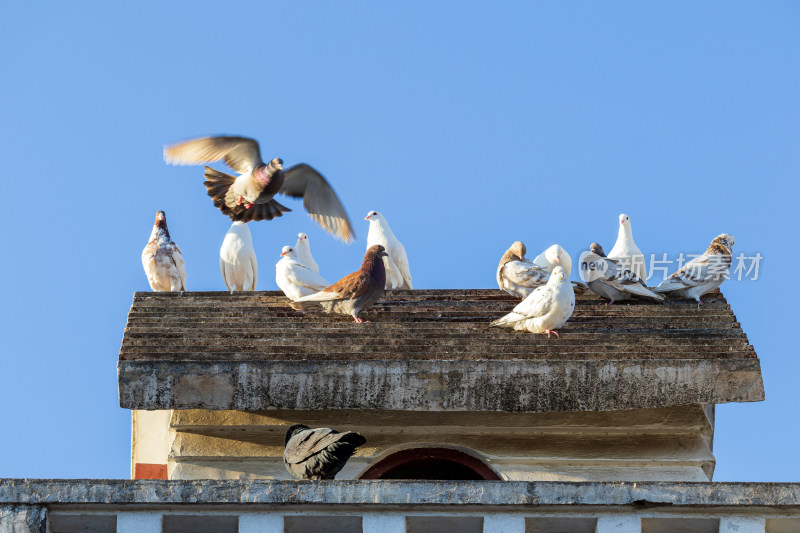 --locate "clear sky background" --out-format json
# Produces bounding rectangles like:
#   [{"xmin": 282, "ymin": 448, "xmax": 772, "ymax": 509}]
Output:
[{"xmin": 1, "ymin": 2, "xmax": 798, "ymax": 481}]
